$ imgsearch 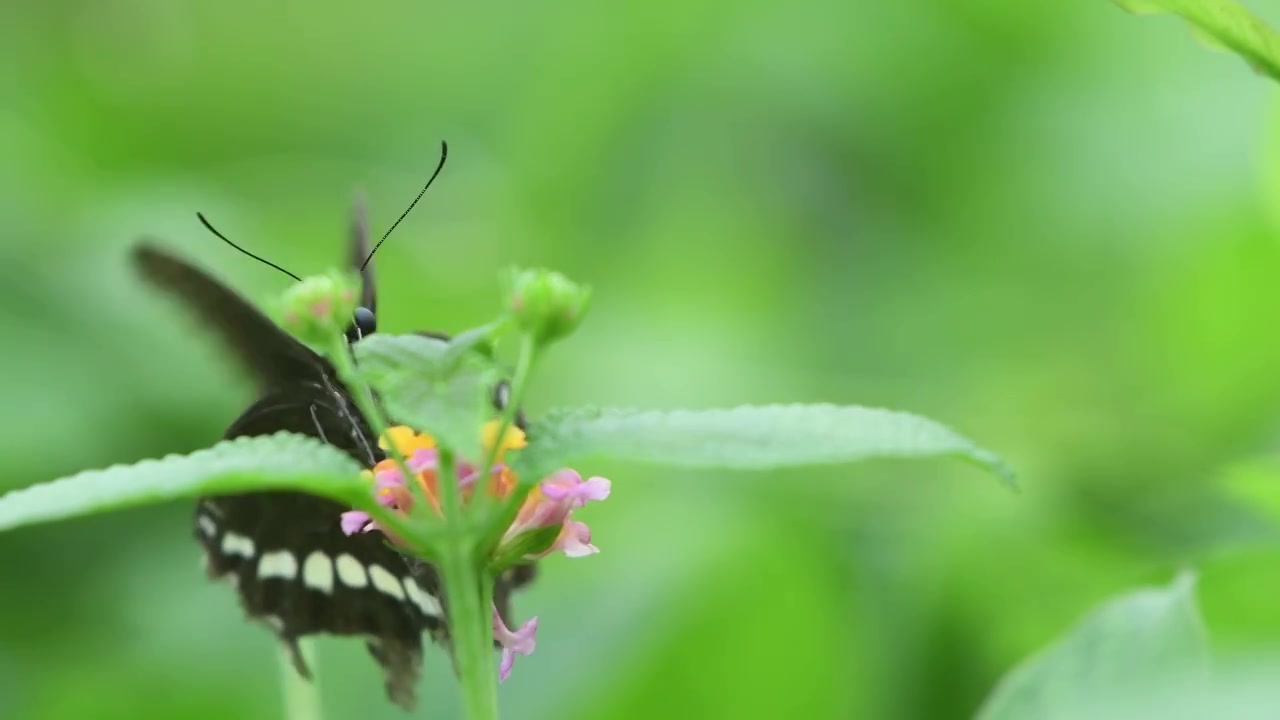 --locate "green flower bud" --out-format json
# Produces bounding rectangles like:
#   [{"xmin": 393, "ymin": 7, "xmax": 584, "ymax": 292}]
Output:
[
  {"xmin": 505, "ymin": 267, "xmax": 592, "ymax": 346},
  {"xmin": 279, "ymin": 270, "xmax": 361, "ymax": 346}
]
